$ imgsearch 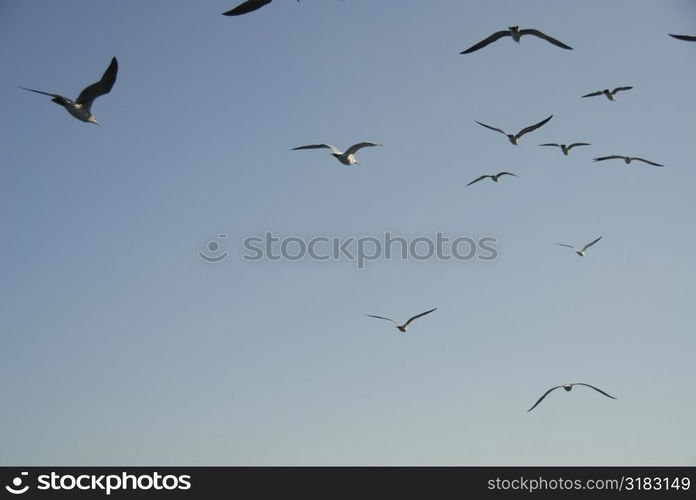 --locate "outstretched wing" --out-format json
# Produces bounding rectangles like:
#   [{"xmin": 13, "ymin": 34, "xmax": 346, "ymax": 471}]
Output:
[
  {"xmin": 669, "ymin": 34, "xmax": 696, "ymax": 42},
  {"xmin": 539, "ymin": 143, "xmax": 560, "ymax": 148},
  {"xmin": 520, "ymin": 29, "xmax": 573, "ymax": 50},
  {"xmin": 516, "ymin": 115, "xmax": 553, "ymax": 138},
  {"xmin": 460, "ymin": 30, "xmax": 510, "ymax": 54},
  {"xmin": 76, "ymin": 57, "xmax": 118, "ymax": 110},
  {"xmin": 496, "ymin": 172, "xmax": 517, "ymax": 178},
  {"xmin": 593, "ymin": 155, "xmax": 623, "ymax": 162},
  {"xmin": 611, "ymin": 86, "xmax": 633, "ymax": 94},
  {"xmin": 403, "ymin": 308, "xmax": 437, "ymax": 327},
  {"xmin": 555, "ymin": 243, "xmax": 576, "ymax": 249},
  {"xmin": 222, "ymin": 0, "xmax": 273, "ymax": 16},
  {"xmin": 344, "ymin": 142, "xmax": 381, "ymax": 156},
  {"xmin": 365, "ymin": 314, "xmax": 398, "ymax": 326},
  {"xmin": 581, "ymin": 236, "xmax": 602, "ymax": 252},
  {"xmin": 466, "ymin": 175, "xmax": 490, "ymax": 186},
  {"xmin": 17, "ymin": 86, "xmax": 71, "ymax": 106},
  {"xmin": 631, "ymin": 157, "xmax": 664, "ymax": 167},
  {"xmin": 292, "ymin": 144, "xmax": 342, "ymax": 155},
  {"xmin": 527, "ymin": 386, "xmax": 563, "ymax": 412},
  {"xmin": 582, "ymin": 90, "xmax": 603, "ymax": 98},
  {"xmin": 567, "ymin": 143, "xmax": 591, "ymax": 149},
  {"xmin": 572, "ymin": 383, "xmax": 617, "ymax": 400},
  {"xmin": 475, "ymin": 121, "xmax": 507, "ymax": 136}
]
